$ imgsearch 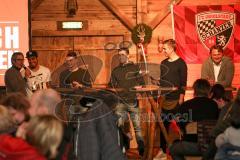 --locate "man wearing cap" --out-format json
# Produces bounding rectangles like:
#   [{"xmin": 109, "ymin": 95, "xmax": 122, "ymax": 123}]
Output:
[{"xmin": 24, "ymin": 51, "xmax": 51, "ymax": 97}]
